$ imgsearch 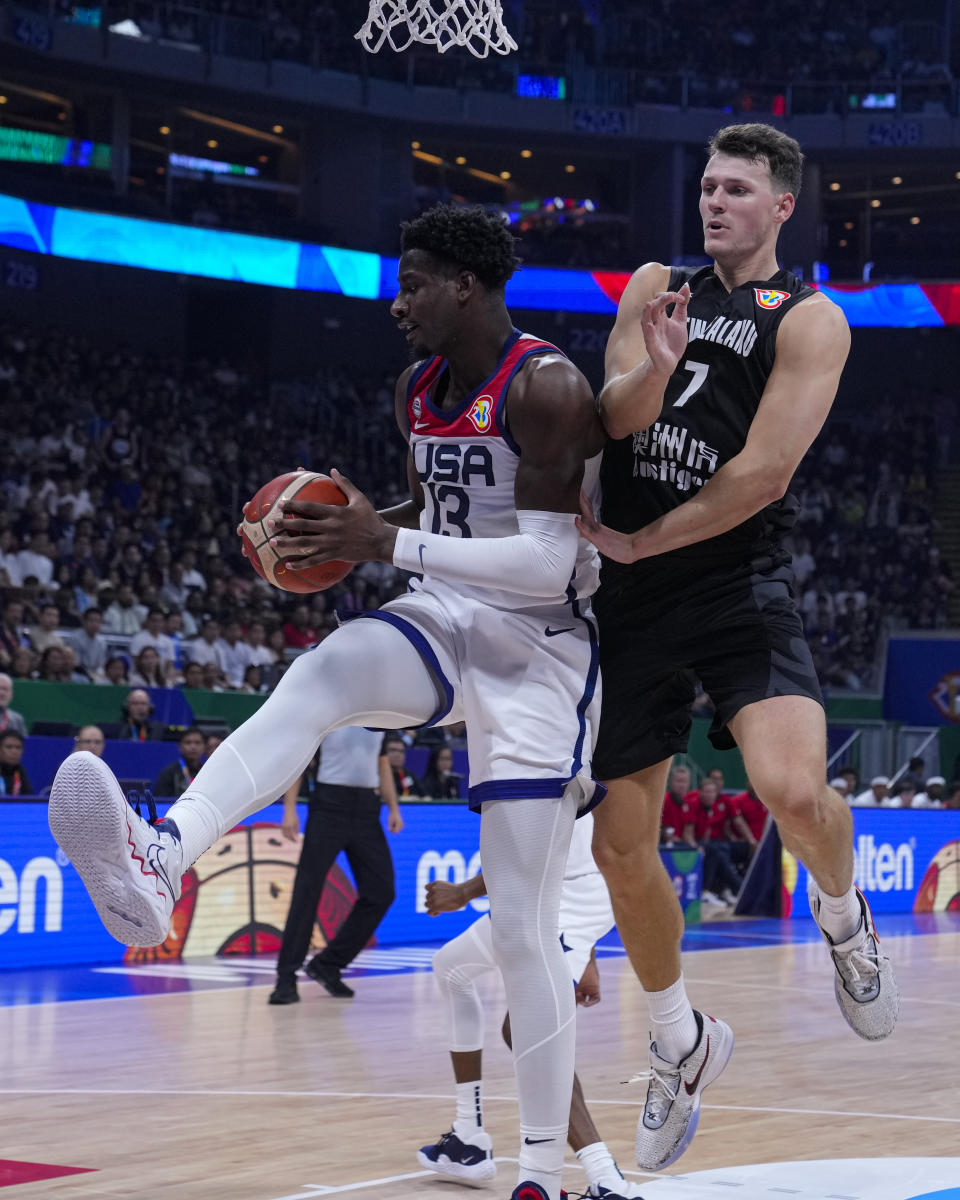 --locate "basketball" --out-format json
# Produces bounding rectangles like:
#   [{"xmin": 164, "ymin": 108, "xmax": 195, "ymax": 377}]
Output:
[
  {"xmin": 913, "ymin": 839, "xmax": 960, "ymax": 914},
  {"xmin": 239, "ymin": 470, "xmax": 353, "ymax": 594}
]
